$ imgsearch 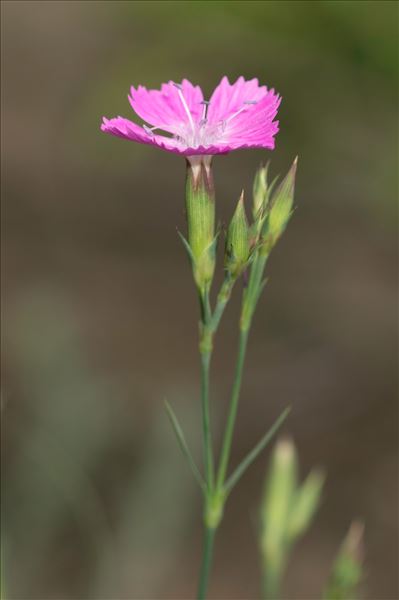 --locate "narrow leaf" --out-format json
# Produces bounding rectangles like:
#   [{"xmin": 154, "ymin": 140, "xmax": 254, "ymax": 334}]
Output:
[
  {"xmin": 254, "ymin": 278, "xmax": 268, "ymax": 309},
  {"xmin": 164, "ymin": 400, "xmax": 205, "ymax": 491},
  {"xmin": 224, "ymin": 407, "xmax": 291, "ymax": 494},
  {"xmin": 177, "ymin": 230, "xmax": 195, "ymax": 262}
]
